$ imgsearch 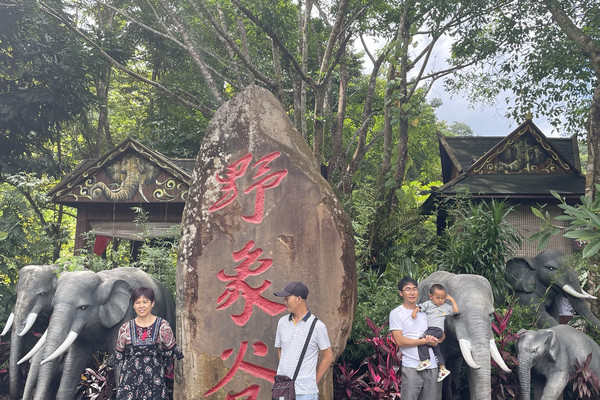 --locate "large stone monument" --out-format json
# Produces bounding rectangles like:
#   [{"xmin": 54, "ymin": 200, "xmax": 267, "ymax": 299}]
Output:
[{"xmin": 175, "ymin": 86, "xmax": 356, "ymax": 399}]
